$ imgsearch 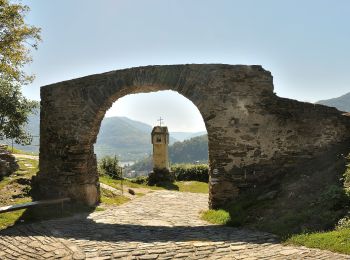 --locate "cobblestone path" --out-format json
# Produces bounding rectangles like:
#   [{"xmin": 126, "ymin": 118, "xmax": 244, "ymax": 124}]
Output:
[{"xmin": 0, "ymin": 190, "xmax": 349, "ymax": 259}]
